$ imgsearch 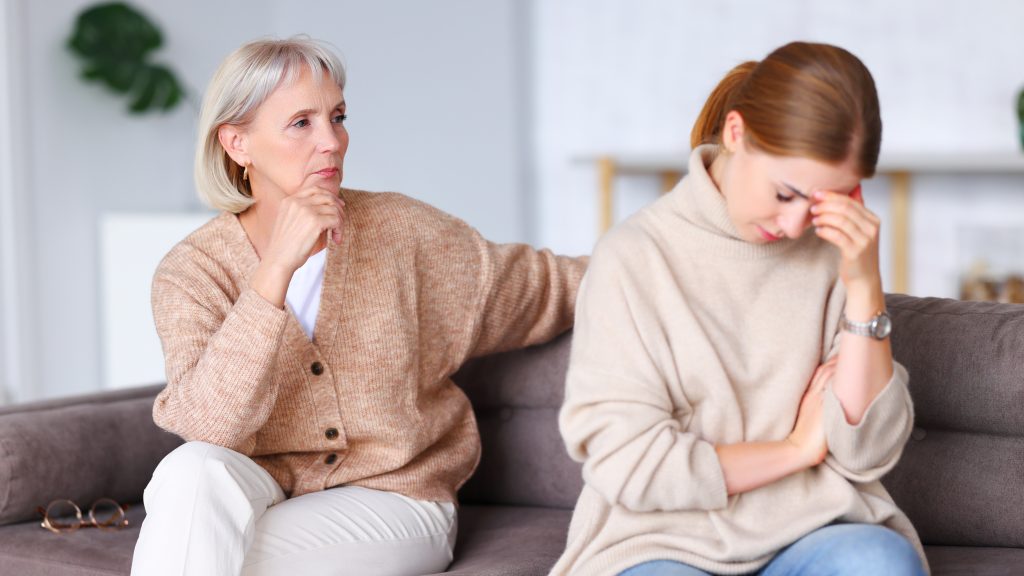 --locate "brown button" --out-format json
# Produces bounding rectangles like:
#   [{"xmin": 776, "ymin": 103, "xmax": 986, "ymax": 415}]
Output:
[
  {"xmin": 325, "ymin": 453, "xmax": 338, "ymax": 465},
  {"xmin": 311, "ymin": 361, "xmax": 324, "ymax": 376},
  {"xmin": 325, "ymin": 427, "xmax": 339, "ymax": 440}
]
